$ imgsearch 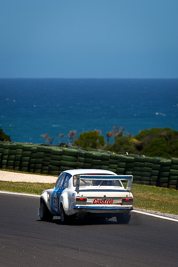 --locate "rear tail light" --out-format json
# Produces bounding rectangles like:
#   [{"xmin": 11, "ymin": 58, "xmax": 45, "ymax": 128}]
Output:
[
  {"xmin": 122, "ymin": 198, "xmax": 133, "ymax": 205},
  {"xmin": 76, "ymin": 197, "xmax": 87, "ymax": 202}
]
